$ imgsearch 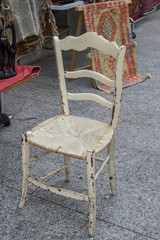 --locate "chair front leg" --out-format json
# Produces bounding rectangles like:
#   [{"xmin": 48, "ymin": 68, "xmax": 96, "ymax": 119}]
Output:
[
  {"xmin": 86, "ymin": 150, "xmax": 96, "ymax": 237},
  {"xmin": 65, "ymin": 156, "xmax": 71, "ymax": 182},
  {"xmin": 19, "ymin": 132, "xmax": 30, "ymax": 208},
  {"xmin": 107, "ymin": 132, "xmax": 117, "ymax": 196}
]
